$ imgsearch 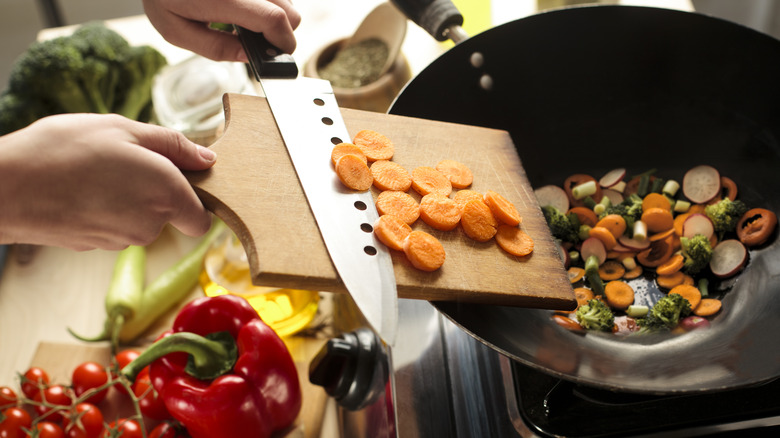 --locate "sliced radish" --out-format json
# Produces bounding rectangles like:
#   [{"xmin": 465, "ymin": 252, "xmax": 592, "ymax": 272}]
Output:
[
  {"xmin": 682, "ymin": 165, "xmax": 721, "ymax": 204},
  {"xmin": 601, "ymin": 188, "xmax": 624, "ymax": 206},
  {"xmin": 682, "ymin": 213, "xmax": 715, "ymax": 239},
  {"xmin": 580, "ymin": 237, "xmax": 607, "ymax": 265},
  {"xmin": 619, "ymin": 235, "xmax": 651, "ymax": 251},
  {"xmin": 535, "ymin": 184, "xmax": 570, "ymax": 213},
  {"xmin": 709, "ymin": 239, "xmax": 748, "ymax": 278},
  {"xmin": 599, "ymin": 167, "xmax": 626, "ymax": 188},
  {"xmin": 556, "ymin": 240, "xmax": 571, "ymax": 269},
  {"xmin": 611, "ymin": 242, "xmax": 634, "ymax": 253}
]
